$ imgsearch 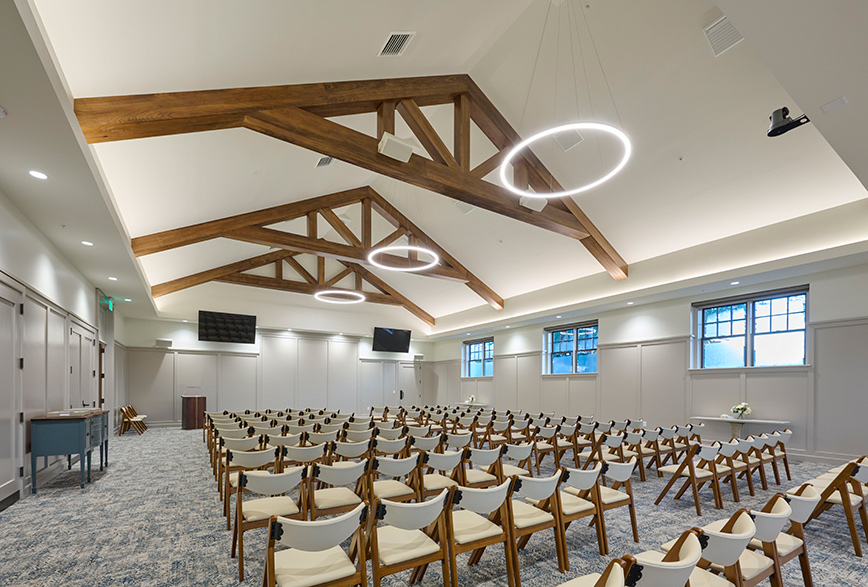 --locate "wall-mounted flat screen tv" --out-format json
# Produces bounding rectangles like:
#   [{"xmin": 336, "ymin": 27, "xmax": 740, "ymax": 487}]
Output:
[
  {"xmin": 198, "ymin": 310, "xmax": 257, "ymax": 344},
  {"xmin": 372, "ymin": 327, "xmax": 411, "ymax": 353}
]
